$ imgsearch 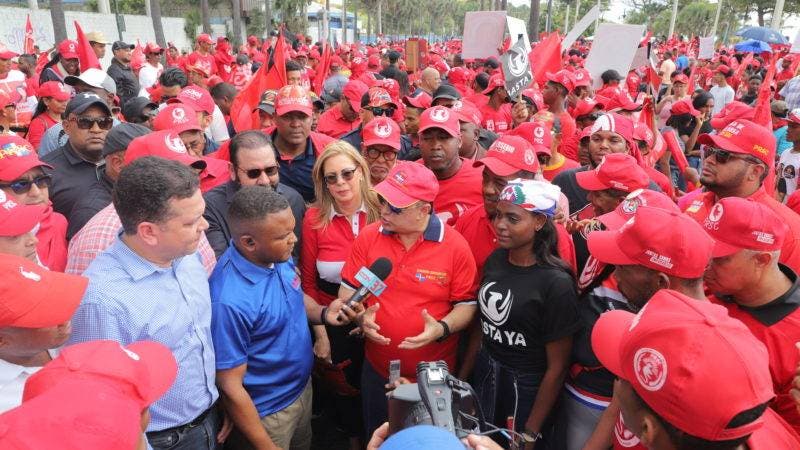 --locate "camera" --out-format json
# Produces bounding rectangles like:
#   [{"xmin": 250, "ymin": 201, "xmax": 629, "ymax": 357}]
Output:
[{"xmin": 387, "ymin": 361, "xmax": 483, "ymax": 438}]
